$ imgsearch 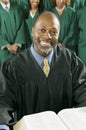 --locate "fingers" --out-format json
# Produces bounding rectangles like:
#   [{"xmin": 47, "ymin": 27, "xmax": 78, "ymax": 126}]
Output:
[{"xmin": 6, "ymin": 44, "xmax": 18, "ymax": 54}]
